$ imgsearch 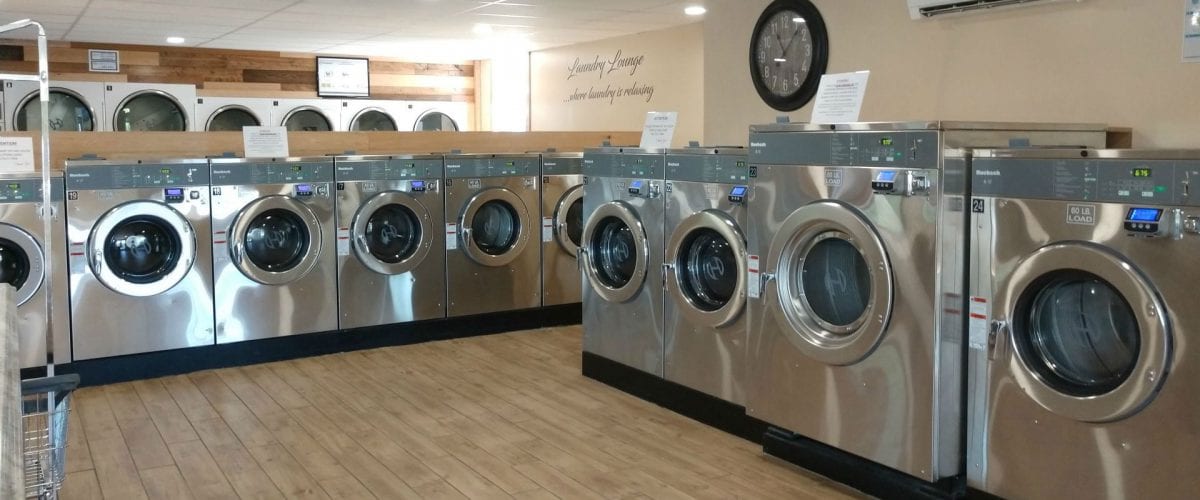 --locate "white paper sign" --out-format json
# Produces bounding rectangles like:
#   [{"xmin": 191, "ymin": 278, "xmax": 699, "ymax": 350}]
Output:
[
  {"xmin": 810, "ymin": 71, "xmax": 870, "ymax": 124},
  {"xmin": 542, "ymin": 217, "xmax": 554, "ymax": 243},
  {"xmin": 88, "ymin": 49, "xmax": 119, "ymax": 73},
  {"xmin": 336, "ymin": 227, "xmax": 351, "ymax": 256},
  {"xmin": 242, "ymin": 126, "xmax": 290, "ymax": 159},
  {"xmin": 640, "ymin": 111, "xmax": 678, "ymax": 149},
  {"xmin": 747, "ymin": 255, "xmax": 761, "ymax": 300},
  {"xmin": 446, "ymin": 223, "xmax": 459, "ymax": 250},
  {"xmin": 0, "ymin": 137, "xmax": 35, "ymax": 173},
  {"xmin": 1184, "ymin": 0, "xmax": 1200, "ymax": 61},
  {"xmin": 968, "ymin": 297, "xmax": 990, "ymax": 350}
]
